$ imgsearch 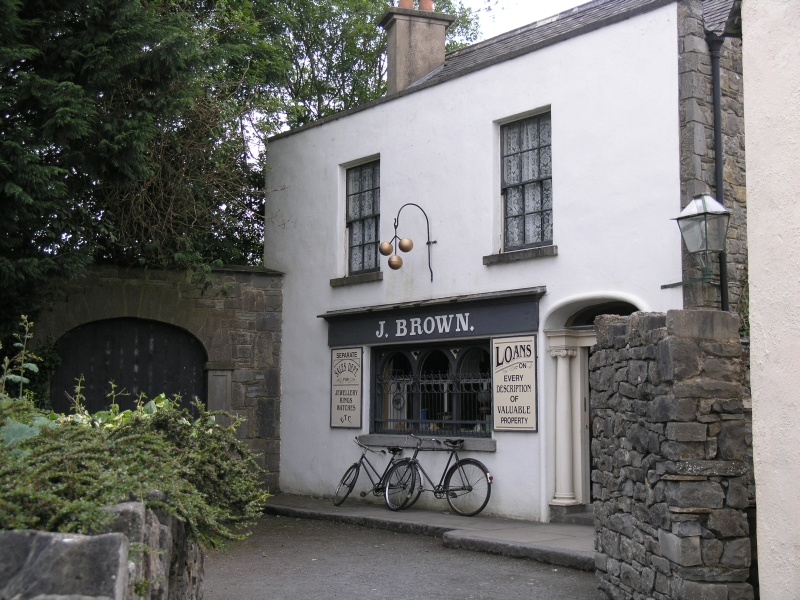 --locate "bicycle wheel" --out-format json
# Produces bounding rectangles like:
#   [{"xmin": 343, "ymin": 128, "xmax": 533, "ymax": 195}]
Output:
[
  {"xmin": 402, "ymin": 464, "xmax": 424, "ymax": 509},
  {"xmin": 384, "ymin": 459, "xmax": 417, "ymax": 511},
  {"xmin": 333, "ymin": 463, "xmax": 360, "ymax": 506},
  {"xmin": 444, "ymin": 458, "xmax": 492, "ymax": 517}
]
